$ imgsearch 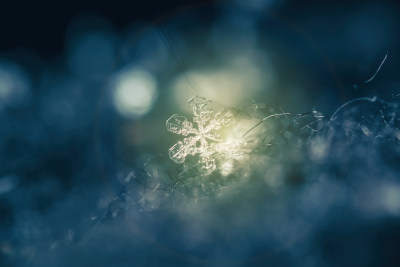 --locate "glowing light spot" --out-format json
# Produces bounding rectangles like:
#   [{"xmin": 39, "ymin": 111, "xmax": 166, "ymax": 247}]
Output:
[
  {"xmin": 220, "ymin": 160, "xmax": 235, "ymax": 176},
  {"xmin": 172, "ymin": 55, "xmax": 269, "ymax": 110},
  {"xmin": 113, "ymin": 68, "xmax": 158, "ymax": 118},
  {"xmin": 309, "ymin": 137, "xmax": 329, "ymax": 161},
  {"xmin": 361, "ymin": 125, "xmax": 372, "ymax": 136},
  {"xmin": 0, "ymin": 61, "xmax": 31, "ymax": 110},
  {"xmin": 381, "ymin": 184, "xmax": 400, "ymax": 216}
]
